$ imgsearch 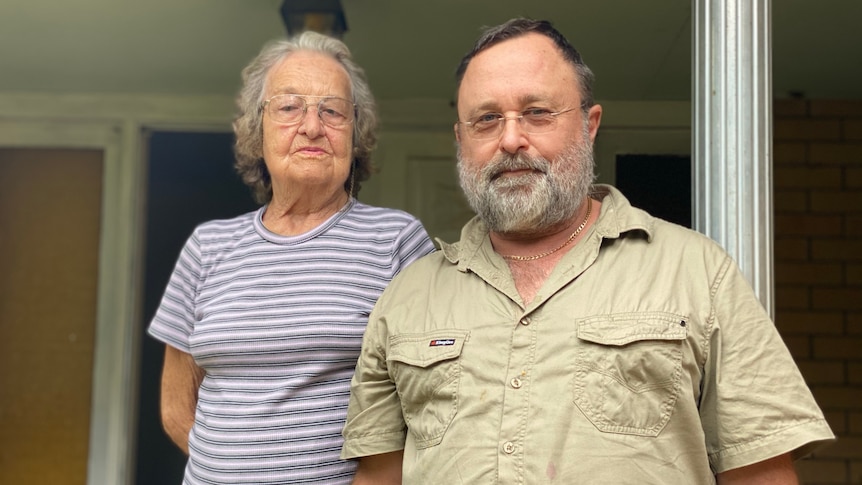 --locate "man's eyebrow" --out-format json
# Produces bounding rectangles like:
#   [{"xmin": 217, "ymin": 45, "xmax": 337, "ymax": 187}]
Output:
[
  {"xmin": 517, "ymin": 94, "xmax": 552, "ymax": 105},
  {"xmin": 463, "ymin": 94, "xmax": 555, "ymax": 118},
  {"xmin": 467, "ymin": 101, "xmax": 501, "ymax": 114}
]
